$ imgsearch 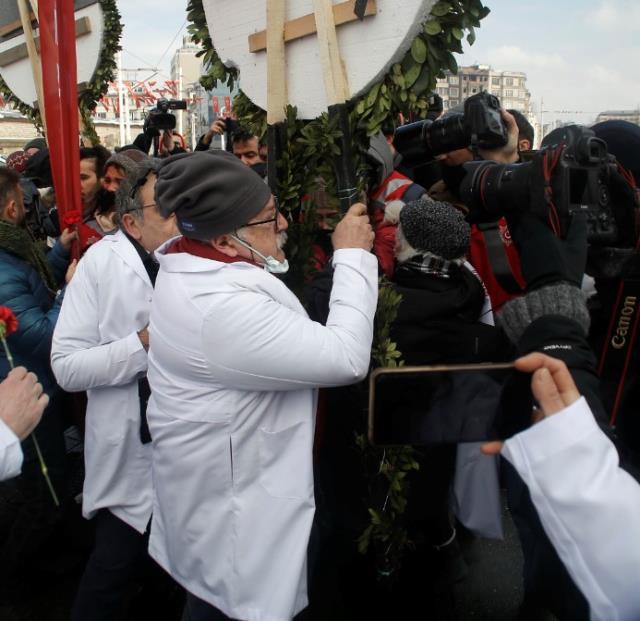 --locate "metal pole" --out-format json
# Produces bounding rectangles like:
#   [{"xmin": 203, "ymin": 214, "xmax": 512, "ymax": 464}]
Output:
[{"xmin": 117, "ymin": 52, "xmax": 125, "ymax": 147}]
